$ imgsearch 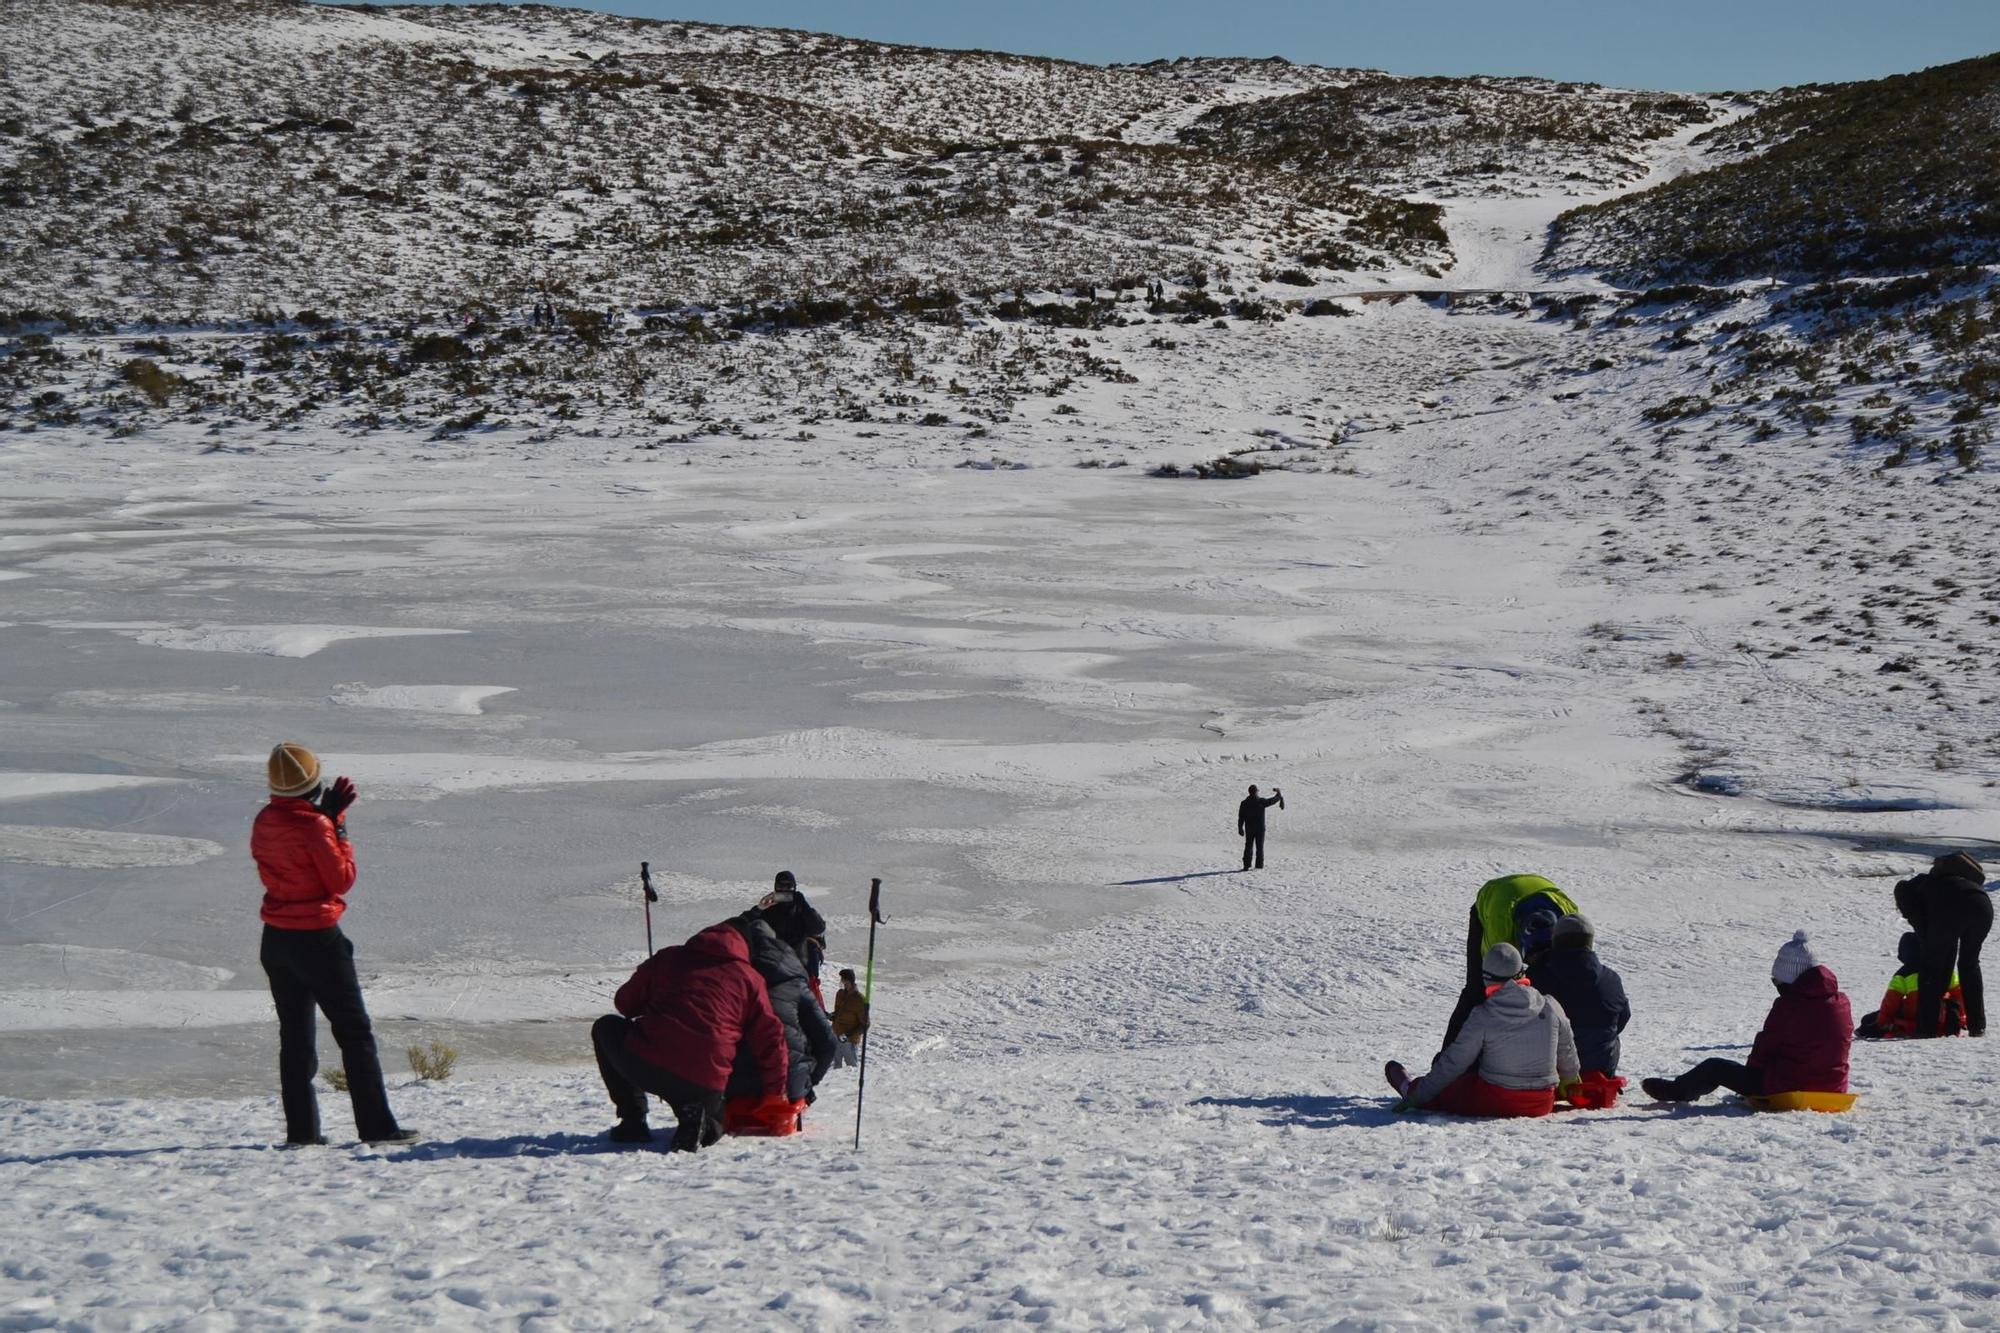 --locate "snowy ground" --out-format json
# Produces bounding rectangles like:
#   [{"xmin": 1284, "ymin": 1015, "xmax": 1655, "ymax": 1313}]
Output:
[{"xmin": 4, "ymin": 133, "xmax": 1998, "ymax": 1327}]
